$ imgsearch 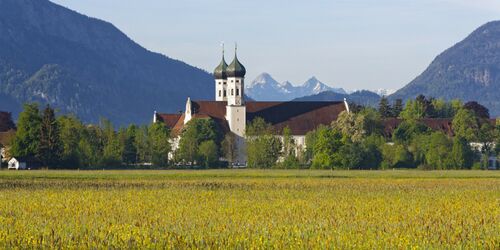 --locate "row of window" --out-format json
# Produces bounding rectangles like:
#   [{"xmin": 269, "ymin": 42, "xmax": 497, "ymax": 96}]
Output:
[
  {"xmin": 218, "ymin": 79, "xmax": 243, "ymax": 85},
  {"xmin": 218, "ymin": 88, "xmax": 241, "ymax": 97}
]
